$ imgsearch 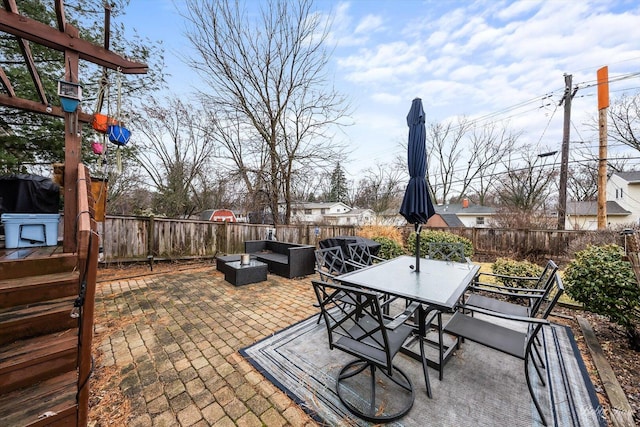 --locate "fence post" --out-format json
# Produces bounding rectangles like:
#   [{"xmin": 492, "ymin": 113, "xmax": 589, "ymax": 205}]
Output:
[
  {"xmin": 216, "ymin": 222, "xmax": 228, "ymax": 254},
  {"xmin": 148, "ymin": 215, "xmax": 155, "ymax": 269}
]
